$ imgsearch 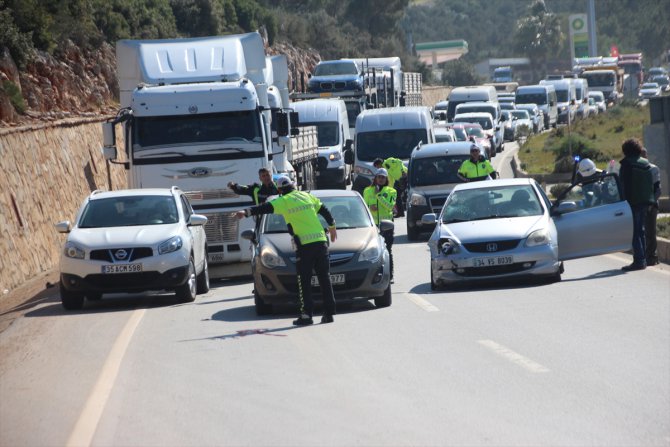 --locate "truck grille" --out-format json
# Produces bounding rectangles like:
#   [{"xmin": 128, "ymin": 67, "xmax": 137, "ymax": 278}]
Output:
[
  {"xmin": 202, "ymin": 212, "xmax": 239, "ymax": 243},
  {"xmin": 184, "ymin": 190, "xmax": 238, "ymax": 201}
]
